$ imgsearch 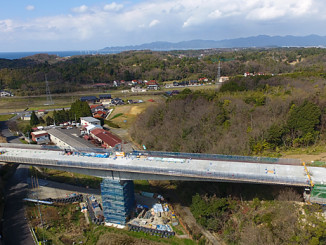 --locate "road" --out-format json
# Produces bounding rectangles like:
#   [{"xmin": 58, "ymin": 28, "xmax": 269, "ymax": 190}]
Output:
[
  {"xmin": 0, "ymin": 120, "xmax": 34, "ymax": 245},
  {"xmin": 0, "ymin": 121, "xmax": 20, "ymax": 144},
  {"xmin": 0, "ymin": 145, "xmax": 310, "ymax": 186},
  {"xmin": 2, "ymin": 165, "xmax": 34, "ymax": 245}
]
